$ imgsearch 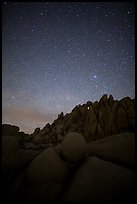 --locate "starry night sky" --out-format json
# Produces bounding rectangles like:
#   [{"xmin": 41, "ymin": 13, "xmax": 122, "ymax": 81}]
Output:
[{"xmin": 2, "ymin": 2, "xmax": 135, "ymax": 133}]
